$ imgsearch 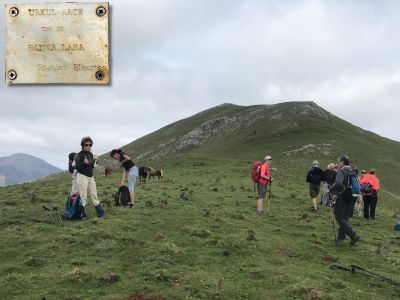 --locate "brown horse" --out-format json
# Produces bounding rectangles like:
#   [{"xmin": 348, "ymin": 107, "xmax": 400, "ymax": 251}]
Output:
[
  {"xmin": 146, "ymin": 167, "xmax": 163, "ymax": 180},
  {"xmin": 105, "ymin": 166, "xmax": 113, "ymax": 176}
]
